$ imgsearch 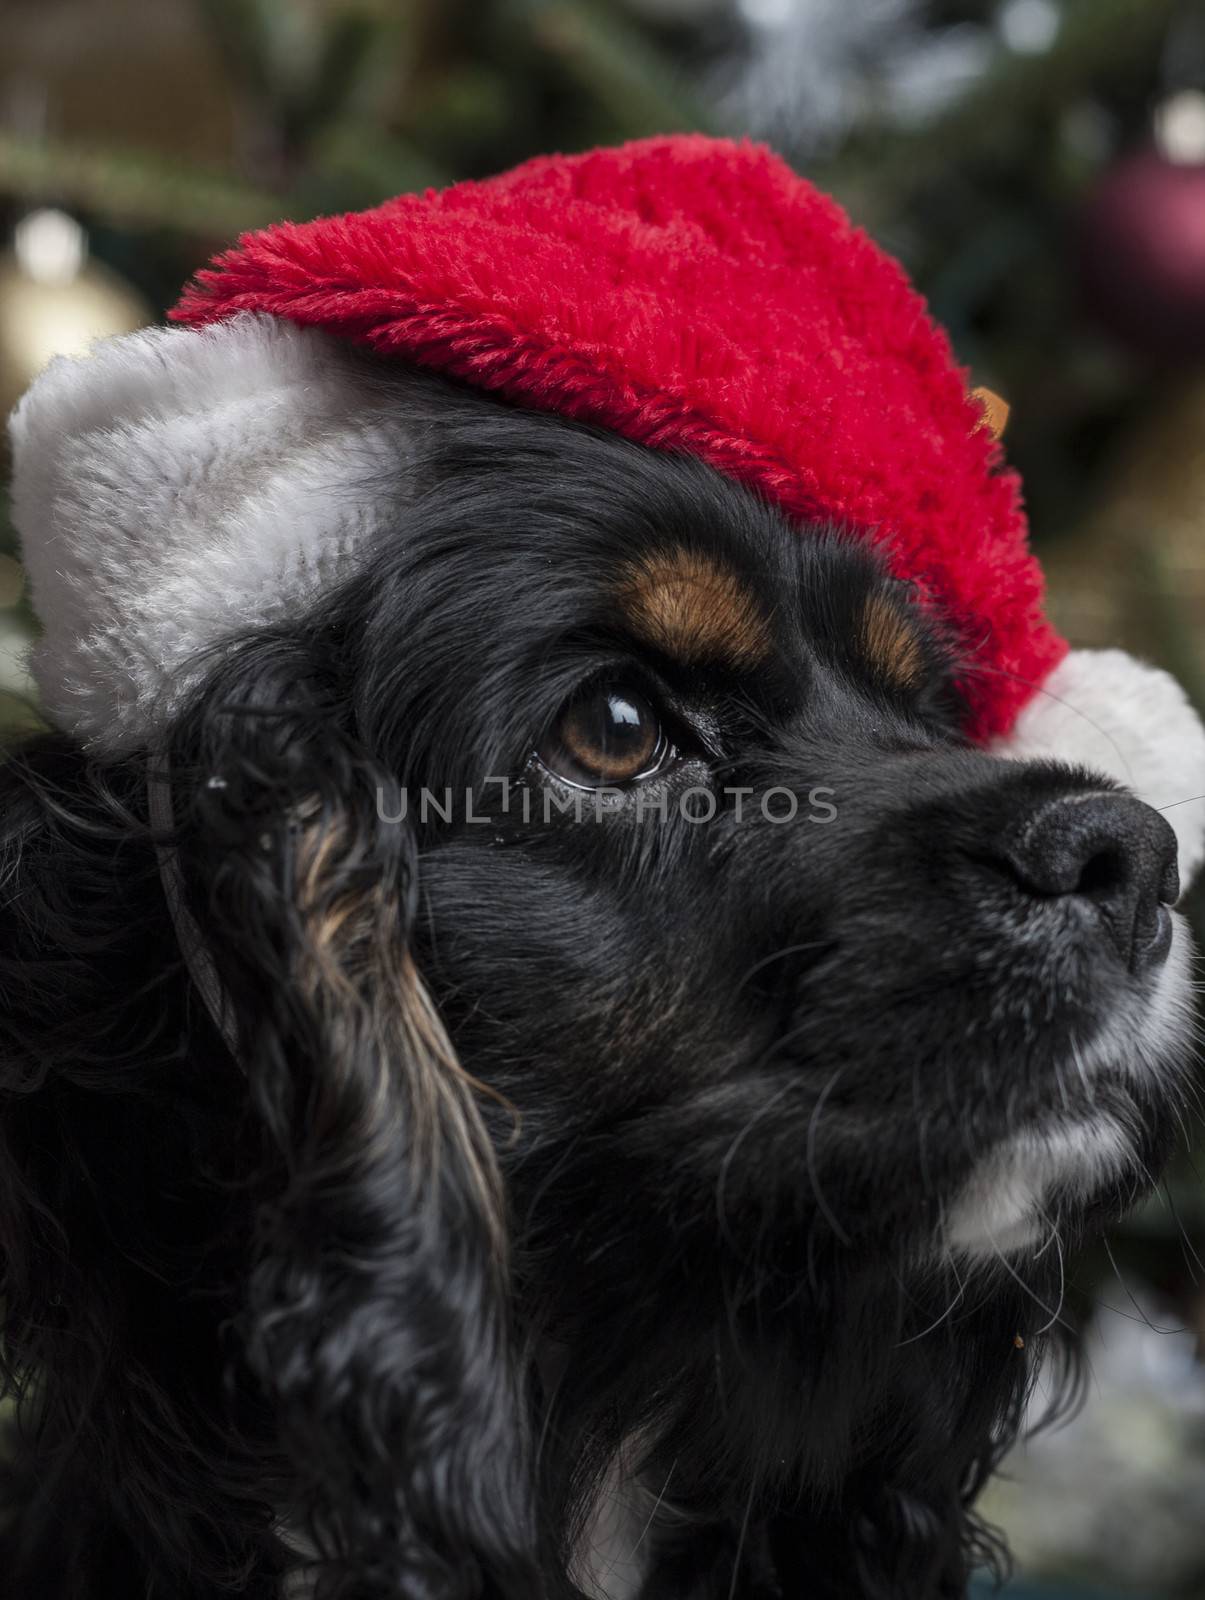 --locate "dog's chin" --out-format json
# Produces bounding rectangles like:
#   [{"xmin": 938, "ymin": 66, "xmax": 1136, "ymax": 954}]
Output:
[{"xmin": 942, "ymin": 912, "xmax": 1196, "ymax": 1261}]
